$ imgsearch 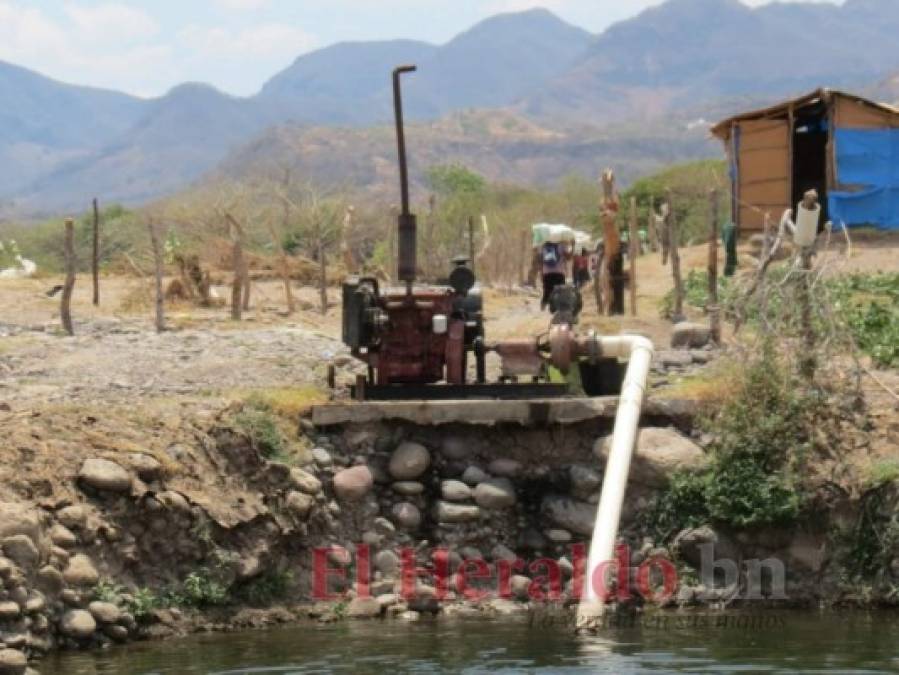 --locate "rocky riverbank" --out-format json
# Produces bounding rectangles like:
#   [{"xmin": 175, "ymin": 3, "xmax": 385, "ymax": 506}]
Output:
[{"xmin": 0, "ymin": 391, "xmax": 895, "ymax": 674}]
